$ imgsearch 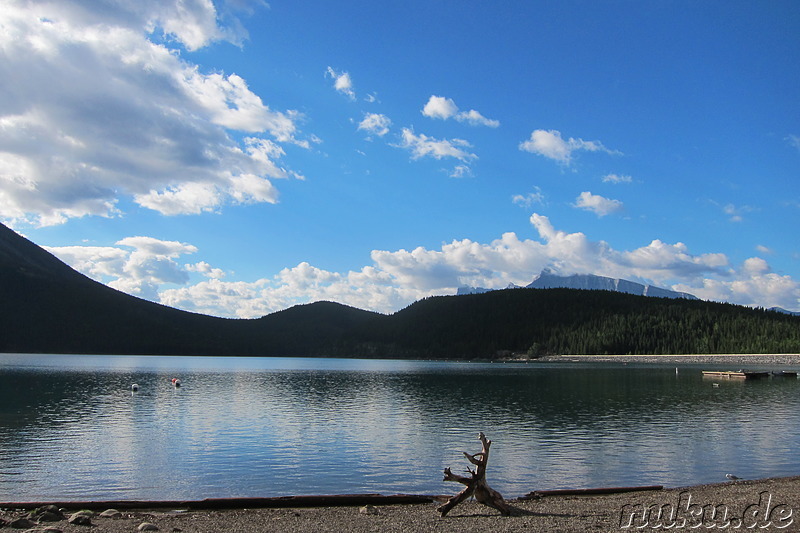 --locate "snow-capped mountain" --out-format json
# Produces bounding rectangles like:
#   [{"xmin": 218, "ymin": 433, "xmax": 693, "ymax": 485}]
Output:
[
  {"xmin": 457, "ymin": 270, "xmax": 698, "ymax": 300},
  {"xmin": 769, "ymin": 307, "xmax": 800, "ymax": 316}
]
